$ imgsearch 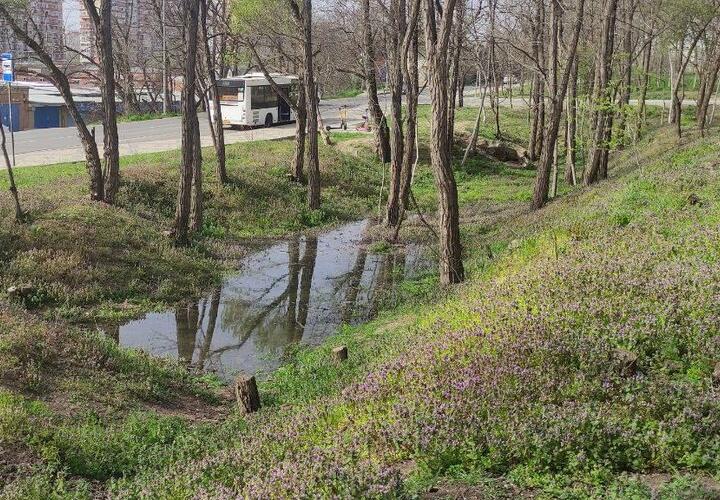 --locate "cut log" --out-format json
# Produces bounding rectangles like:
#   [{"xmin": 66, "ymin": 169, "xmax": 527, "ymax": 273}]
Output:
[
  {"xmin": 332, "ymin": 346, "xmax": 348, "ymax": 363},
  {"xmin": 614, "ymin": 348, "xmax": 638, "ymax": 377},
  {"xmin": 234, "ymin": 373, "xmax": 261, "ymax": 414}
]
